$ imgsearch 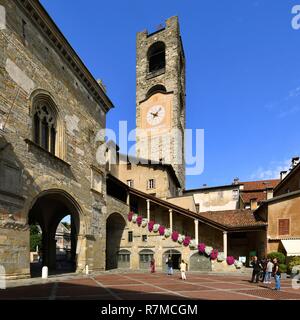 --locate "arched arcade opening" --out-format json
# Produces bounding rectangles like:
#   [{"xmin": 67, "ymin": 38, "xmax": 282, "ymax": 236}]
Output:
[
  {"xmin": 28, "ymin": 190, "xmax": 81, "ymax": 277},
  {"xmin": 106, "ymin": 213, "xmax": 126, "ymax": 270},
  {"xmin": 162, "ymin": 249, "xmax": 181, "ymax": 271}
]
